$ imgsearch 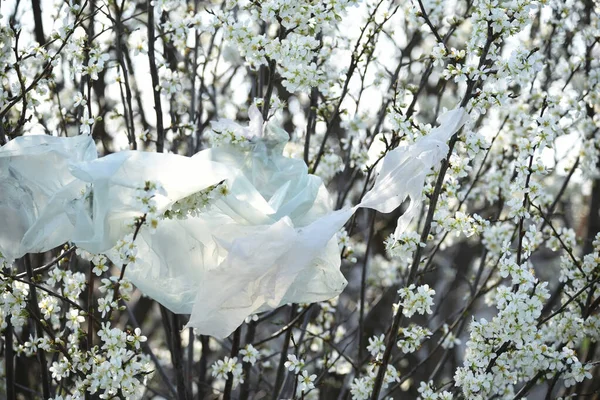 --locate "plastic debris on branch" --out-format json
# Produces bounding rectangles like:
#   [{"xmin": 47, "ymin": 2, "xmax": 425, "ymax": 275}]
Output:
[
  {"xmin": 359, "ymin": 108, "xmax": 469, "ymax": 237},
  {"xmin": 0, "ymin": 106, "xmax": 467, "ymax": 338}
]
